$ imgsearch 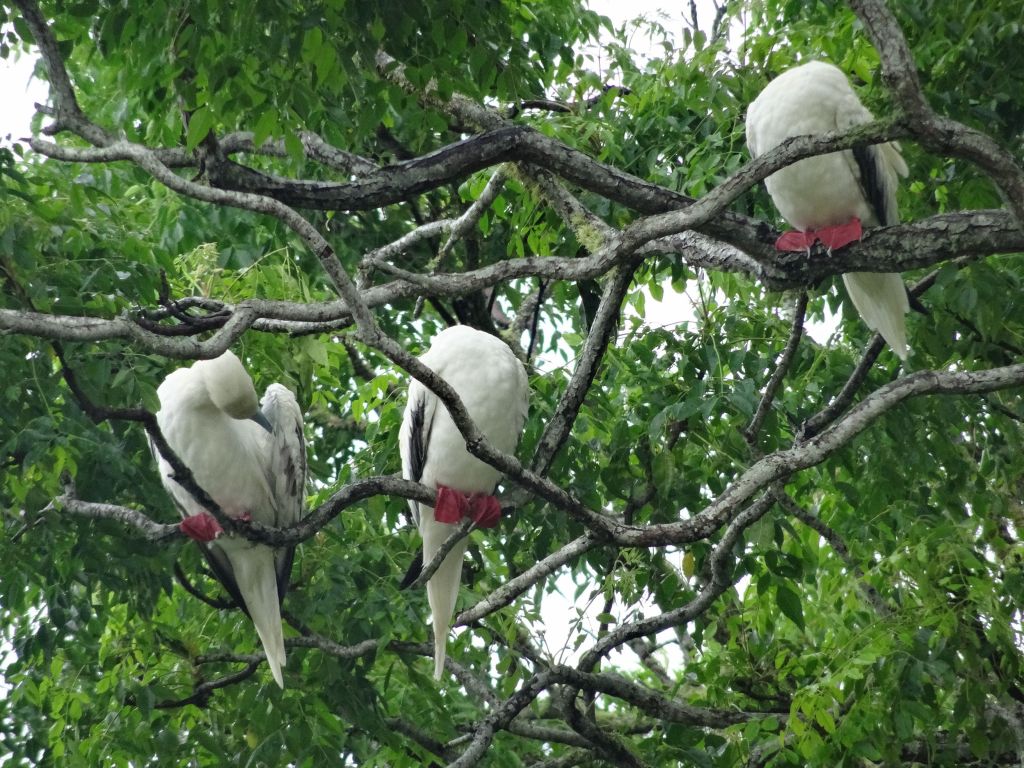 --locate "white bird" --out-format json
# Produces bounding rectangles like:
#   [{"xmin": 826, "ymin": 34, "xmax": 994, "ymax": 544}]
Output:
[
  {"xmin": 398, "ymin": 325, "xmax": 529, "ymax": 679},
  {"xmin": 746, "ymin": 60, "xmax": 912, "ymax": 359},
  {"xmin": 154, "ymin": 351, "xmax": 306, "ymax": 688}
]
